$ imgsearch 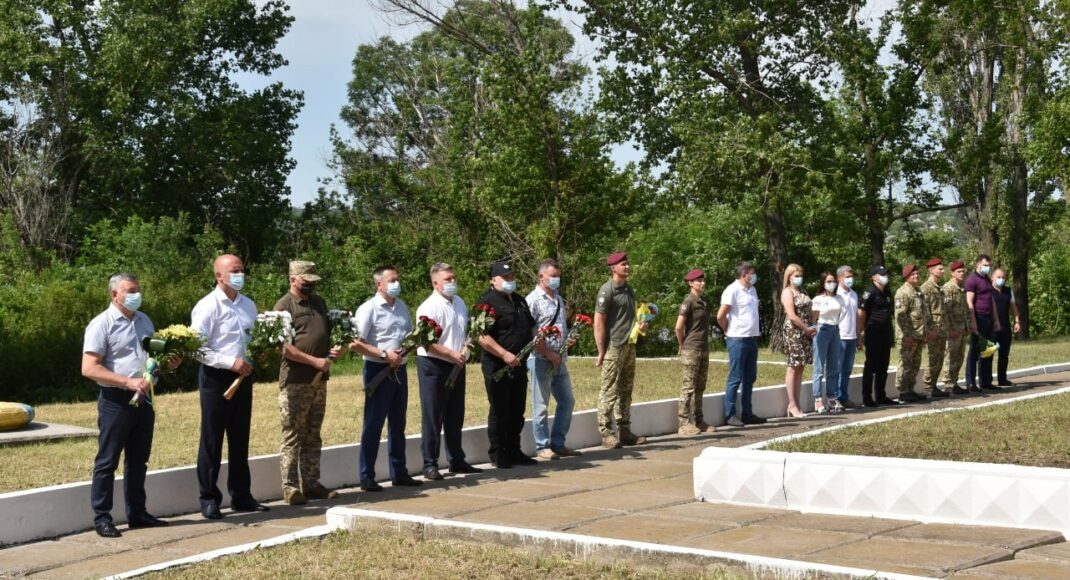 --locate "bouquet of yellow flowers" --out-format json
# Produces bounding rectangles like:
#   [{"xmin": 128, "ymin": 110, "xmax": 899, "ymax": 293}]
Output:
[
  {"xmin": 131, "ymin": 325, "xmax": 204, "ymax": 407},
  {"xmin": 628, "ymin": 302, "xmax": 659, "ymax": 344}
]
